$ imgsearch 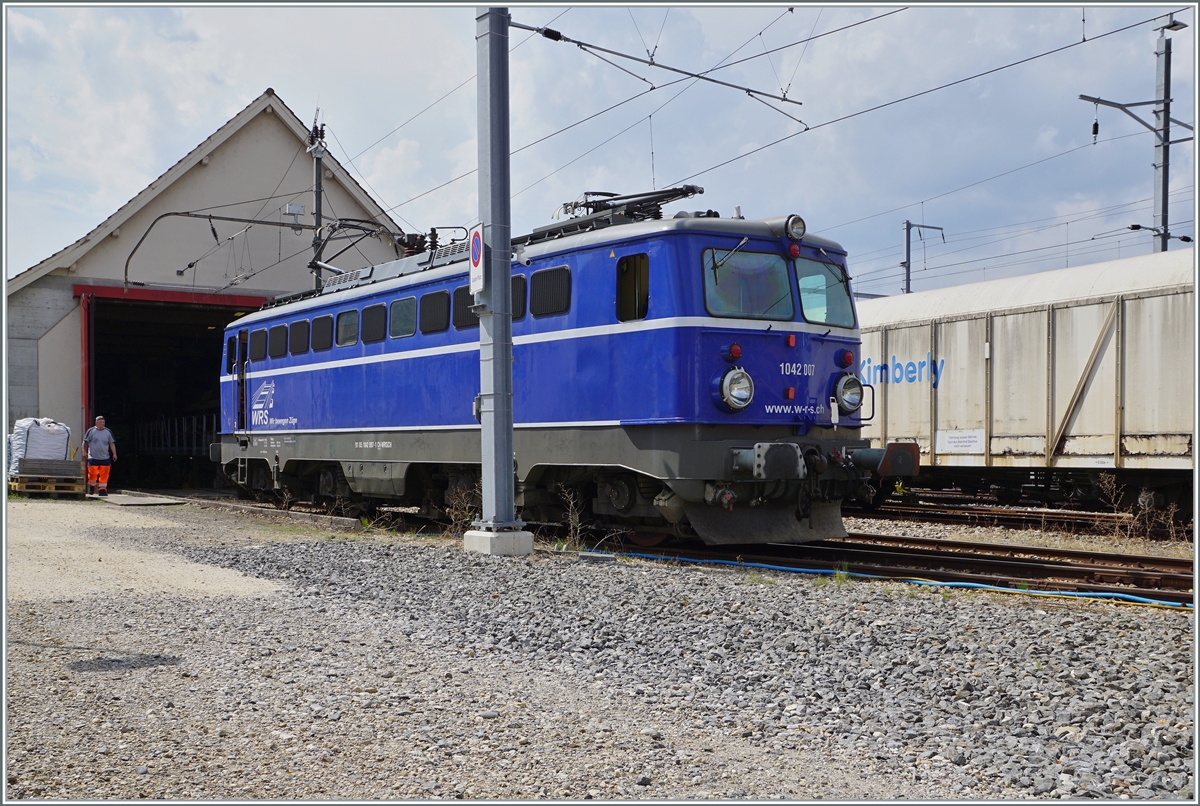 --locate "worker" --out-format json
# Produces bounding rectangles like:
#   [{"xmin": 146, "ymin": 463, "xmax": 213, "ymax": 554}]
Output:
[{"xmin": 82, "ymin": 415, "xmax": 117, "ymax": 496}]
